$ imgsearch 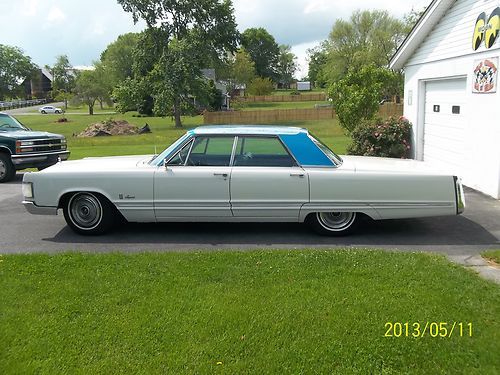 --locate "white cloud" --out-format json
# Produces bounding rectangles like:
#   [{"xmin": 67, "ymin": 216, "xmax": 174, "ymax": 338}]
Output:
[
  {"xmin": 23, "ymin": 0, "xmax": 39, "ymax": 17},
  {"xmin": 303, "ymin": 0, "xmax": 331, "ymax": 15},
  {"xmin": 47, "ymin": 6, "xmax": 66, "ymax": 24}
]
